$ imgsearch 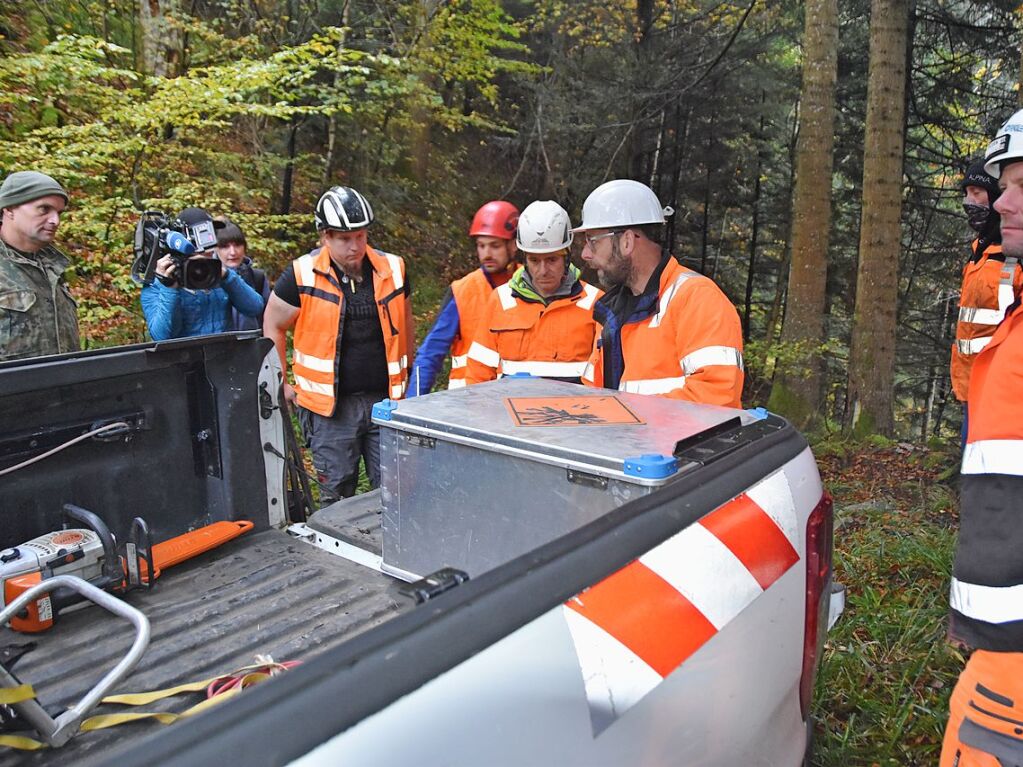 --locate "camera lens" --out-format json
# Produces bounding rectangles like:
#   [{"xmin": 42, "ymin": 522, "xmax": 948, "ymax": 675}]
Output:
[{"xmin": 183, "ymin": 257, "xmax": 221, "ymax": 290}]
